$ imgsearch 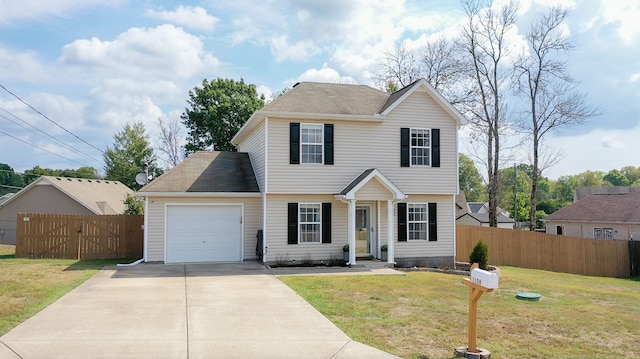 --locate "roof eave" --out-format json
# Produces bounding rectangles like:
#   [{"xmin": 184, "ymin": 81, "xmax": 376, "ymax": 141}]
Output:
[{"xmin": 136, "ymin": 192, "xmax": 262, "ymax": 198}]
